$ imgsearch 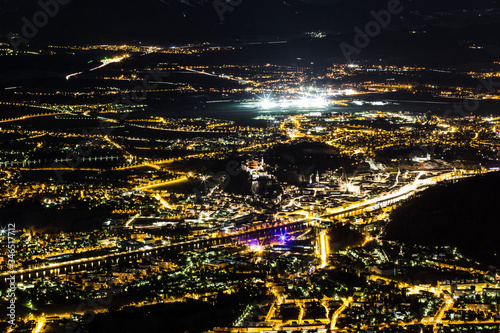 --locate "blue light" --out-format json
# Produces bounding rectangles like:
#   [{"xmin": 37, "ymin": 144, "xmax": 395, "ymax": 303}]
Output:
[{"xmin": 278, "ymin": 232, "xmax": 289, "ymax": 245}]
